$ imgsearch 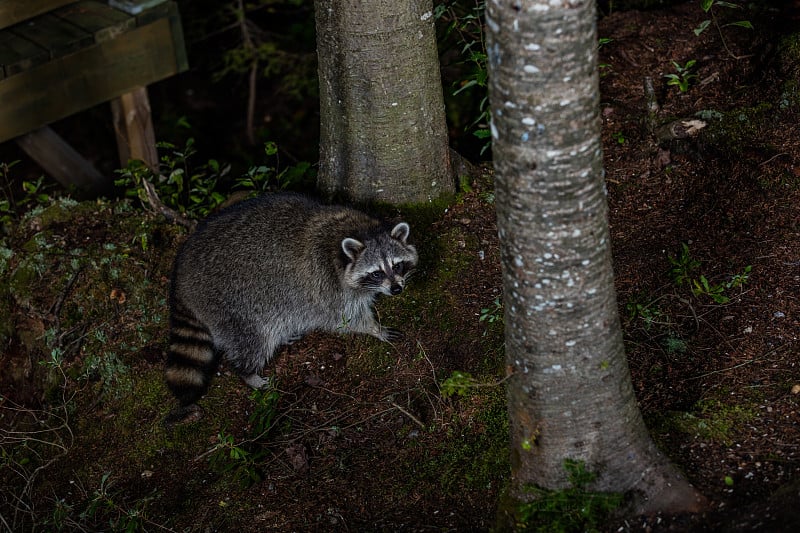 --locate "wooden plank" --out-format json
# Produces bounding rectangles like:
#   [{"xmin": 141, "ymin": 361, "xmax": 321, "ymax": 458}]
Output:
[
  {"xmin": 0, "ymin": 31, "xmax": 49, "ymax": 78},
  {"xmin": 54, "ymin": 1, "xmax": 135, "ymax": 43},
  {"xmin": 11, "ymin": 13, "xmax": 93, "ymax": 59},
  {"xmin": 16, "ymin": 126, "xmax": 110, "ymax": 195},
  {"xmin": 0, "ymin": 17, "xmax": 181, "ymax": 143},
  {"xmin": 165, "ymin": 1, "xmax": 188, "ymax": 73},
  {"xmin": 0, "ymin": 0, "xmax": 76, "ymax": 31},
  {"xmin": 111, "ymin": 87, "xmax": 159, "ymax": 171}
]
